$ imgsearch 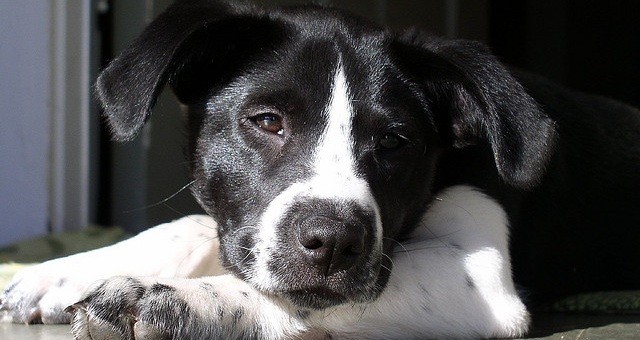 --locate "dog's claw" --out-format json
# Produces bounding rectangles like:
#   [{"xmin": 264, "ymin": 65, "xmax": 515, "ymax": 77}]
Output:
[
  {"xmin": 26, "ymin": 308, "xmax": 43, "ymax": 324},
  {"xmin": 123, "ymin": 307, "xmax": 138, "ymax": 321},
  {"xmin": 65, "ymin": 303, "xmax": 83, "ymax": 315}
]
